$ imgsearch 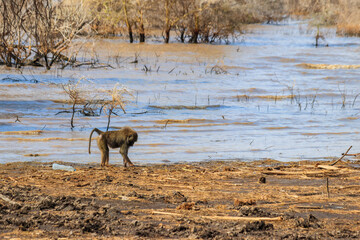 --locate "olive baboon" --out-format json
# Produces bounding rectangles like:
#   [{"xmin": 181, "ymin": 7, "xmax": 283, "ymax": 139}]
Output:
[{"xmin": 88, "ymin": 127, "xmax": 138, "ymax": 167}]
